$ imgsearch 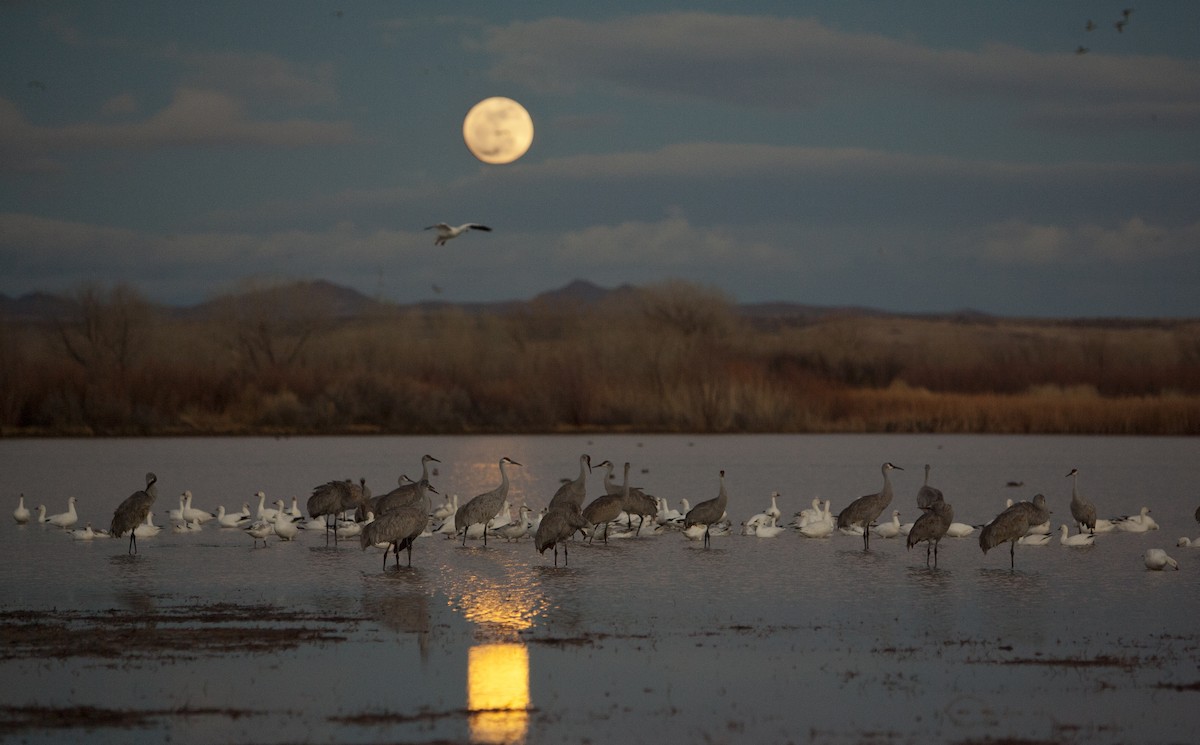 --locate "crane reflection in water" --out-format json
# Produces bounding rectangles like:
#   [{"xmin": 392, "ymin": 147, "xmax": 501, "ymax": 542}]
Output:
[{"xmin": 445, "ymin": 554, "xmax": 546, "ymax": 745}]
